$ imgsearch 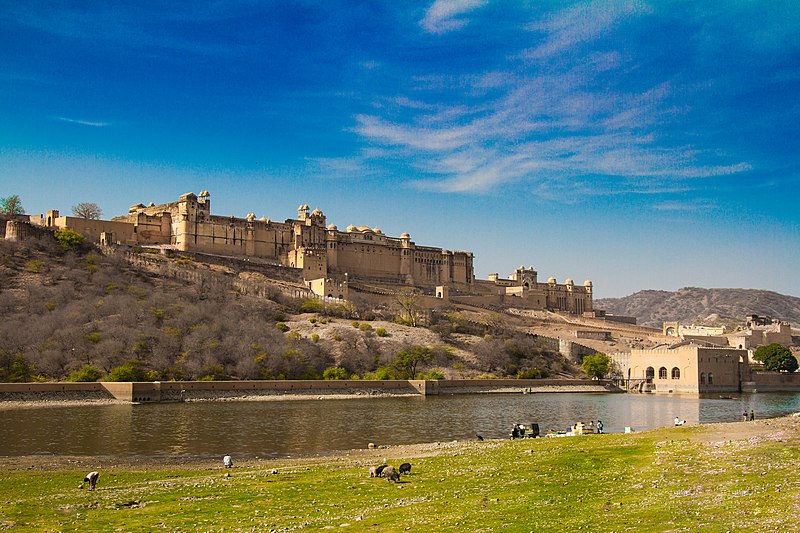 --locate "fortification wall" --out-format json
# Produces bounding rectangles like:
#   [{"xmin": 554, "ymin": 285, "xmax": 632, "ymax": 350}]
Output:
[
  {"xmin": 749, "ymin": 371, "xmax": 800, "ymax": 391},
  {"xmin": 101, "ymin": 248, "xmax": 313, "ymax": 301},
  {"xmin": 4, "ymin": 220, "xmax": 56, "ymax": 244}
]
